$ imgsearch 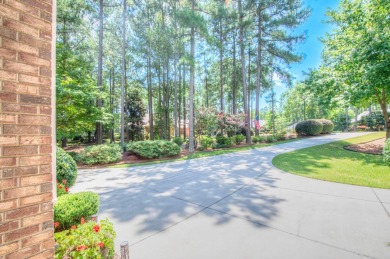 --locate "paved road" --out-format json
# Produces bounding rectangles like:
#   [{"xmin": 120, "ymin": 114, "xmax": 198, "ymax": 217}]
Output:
[{"xmin": 72, "ymin": 133, "xmax": 390, "ymax": 259}]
